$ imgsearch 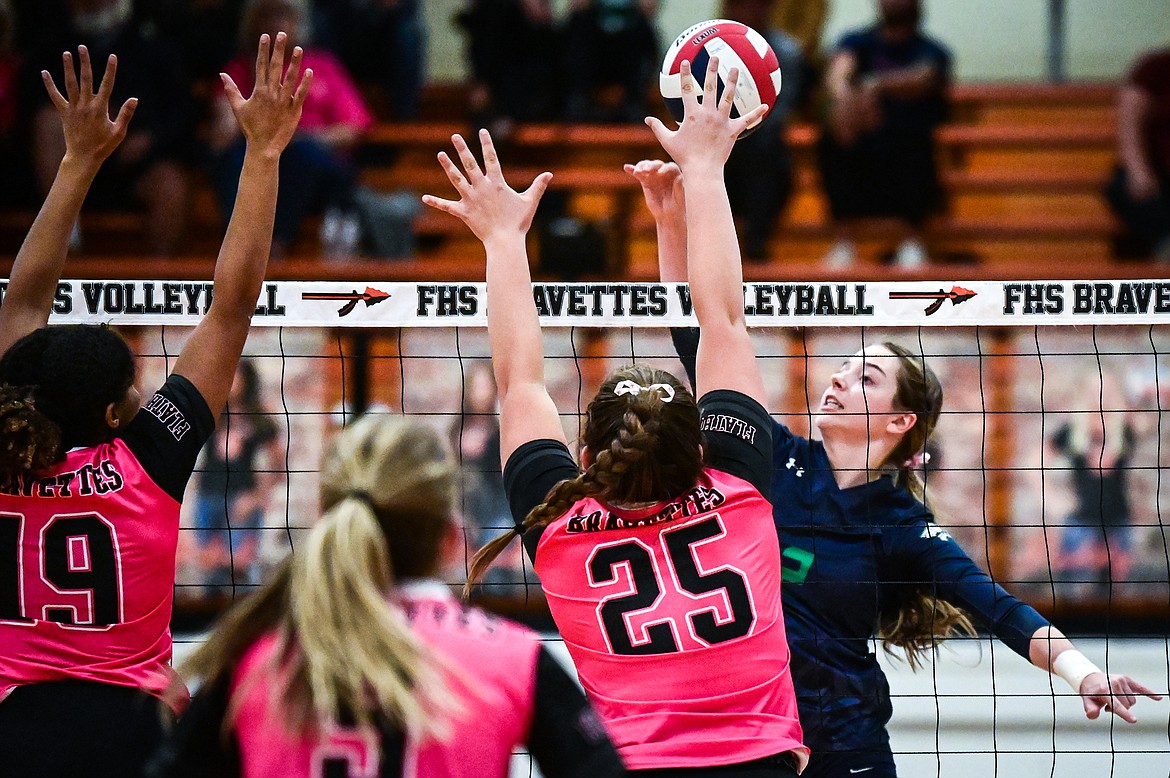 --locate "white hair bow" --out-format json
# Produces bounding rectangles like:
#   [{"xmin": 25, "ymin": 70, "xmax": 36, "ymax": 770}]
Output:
[{"xmin": 614, "ymin": 380, "xmax": 676, "ymax": 402}]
